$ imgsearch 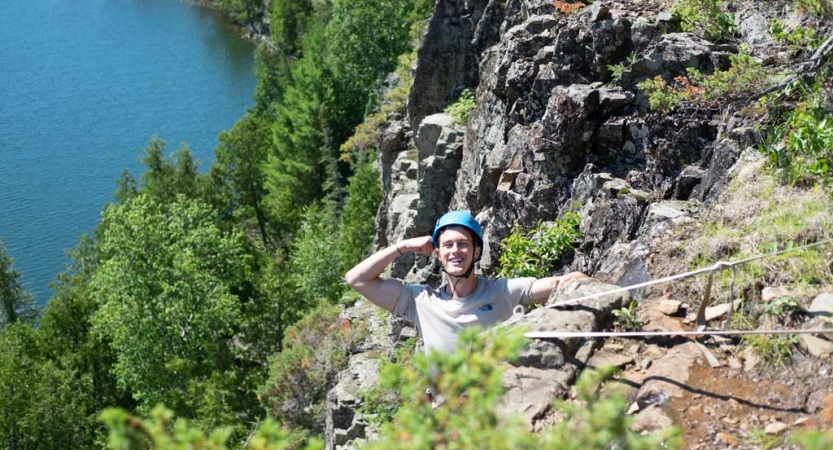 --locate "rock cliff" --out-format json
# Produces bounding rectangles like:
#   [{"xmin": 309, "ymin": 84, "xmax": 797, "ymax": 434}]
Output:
[{"xmin": 326, "ymin": 1, "xmax": 833, "ymax": 448}]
